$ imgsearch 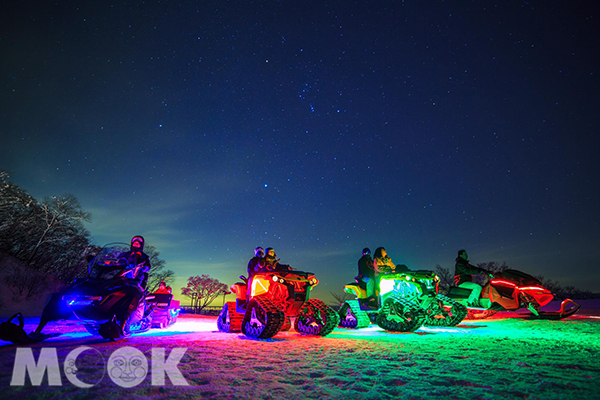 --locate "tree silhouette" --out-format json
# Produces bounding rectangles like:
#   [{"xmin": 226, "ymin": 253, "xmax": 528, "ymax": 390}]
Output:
[{"xmin": 181, "ymin": 274, "xmax": 229, "ymax": 312}]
